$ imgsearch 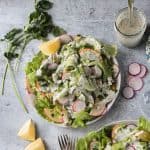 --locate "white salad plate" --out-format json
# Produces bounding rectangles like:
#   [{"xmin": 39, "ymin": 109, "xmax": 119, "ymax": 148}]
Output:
[{"xmin": 25, "ymin": 36, "xmax": 121, "ymax": 128}]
